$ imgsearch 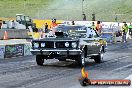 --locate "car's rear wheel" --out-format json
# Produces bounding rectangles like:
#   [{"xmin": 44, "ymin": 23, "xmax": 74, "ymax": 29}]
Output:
[
  {"xmin": 94, "ymin": 47, "xmax": 103, "ymax": 63},
  {"xmin": 36, "ymin": 55, "xmax": 44, "ymax": 66},
  {"xmin": 77, "ymin": 51, "xmax": 85, "ymax": 67}
]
